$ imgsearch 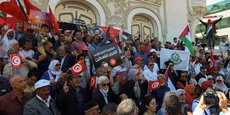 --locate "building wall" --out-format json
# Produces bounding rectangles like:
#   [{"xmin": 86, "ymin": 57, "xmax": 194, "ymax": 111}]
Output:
[{"xmin": 19, "ymin": 0, "xmax": 207, "ymax": 43}]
